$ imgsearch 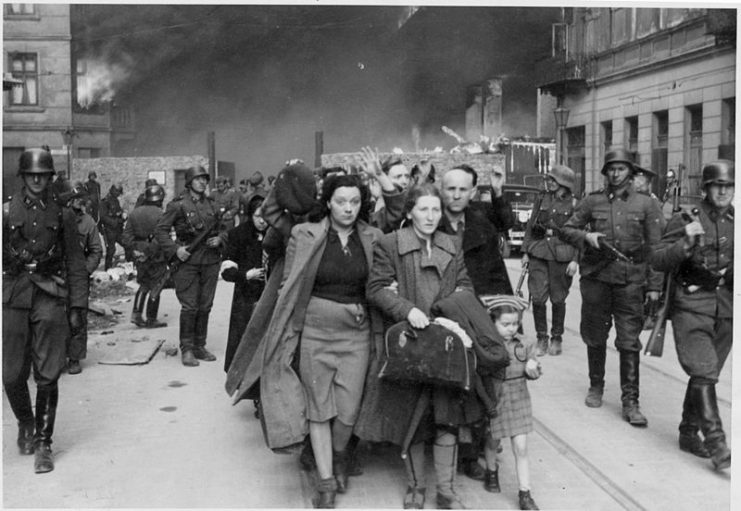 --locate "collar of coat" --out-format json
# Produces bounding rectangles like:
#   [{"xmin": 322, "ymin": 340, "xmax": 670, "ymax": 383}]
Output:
[
  {"xmin": 296, "ymin": 217, "xmax": 379, "ymax": 264},
  {"xmin": 439, "ymin": 203, "xmax": 496, "ymax": 251},
  {"xmin": 396, "ymin": 226, "xmax": 457, "ymax": 277}
]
